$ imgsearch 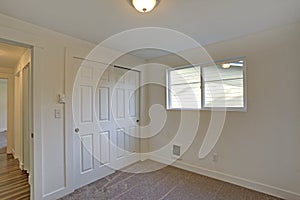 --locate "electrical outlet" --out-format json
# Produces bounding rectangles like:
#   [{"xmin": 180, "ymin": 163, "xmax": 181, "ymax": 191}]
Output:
[{"xmin": 173, "ymin": 144, "xmax": 181, "ymax": 157}]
